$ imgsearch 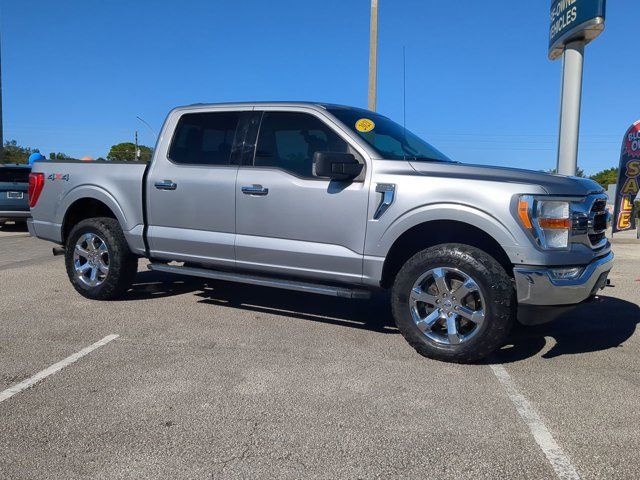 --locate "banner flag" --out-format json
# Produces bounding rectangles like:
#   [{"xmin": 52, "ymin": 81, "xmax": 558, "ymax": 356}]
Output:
[{"xmin": 613, "ymin": 120, "xmax": 640, "ymax": 233}]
